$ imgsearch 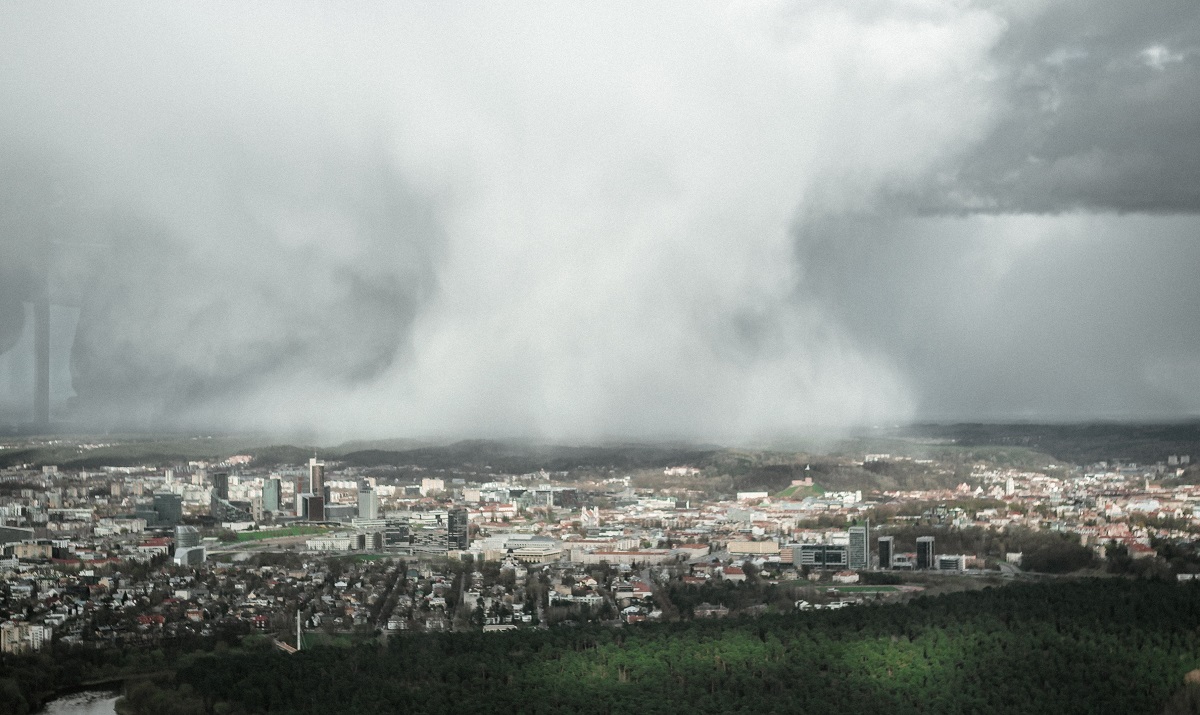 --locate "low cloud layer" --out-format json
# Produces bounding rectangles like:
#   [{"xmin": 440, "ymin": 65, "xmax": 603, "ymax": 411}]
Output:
[{"xmin": 1, "ymin": 1, "xmax": 1198, "ymax": 440}]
